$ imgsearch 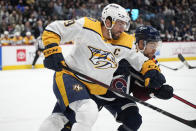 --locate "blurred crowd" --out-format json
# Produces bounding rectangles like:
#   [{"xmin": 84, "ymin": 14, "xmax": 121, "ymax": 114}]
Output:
[{"xmin": 0, "ymin": 0, "xmax": 196, "ymax": 46}]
